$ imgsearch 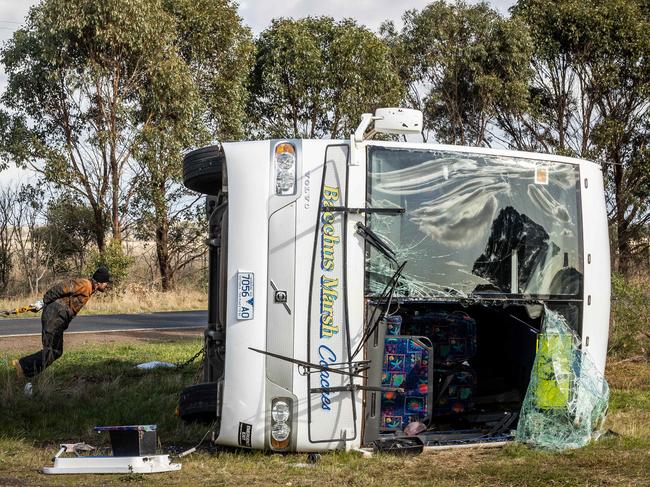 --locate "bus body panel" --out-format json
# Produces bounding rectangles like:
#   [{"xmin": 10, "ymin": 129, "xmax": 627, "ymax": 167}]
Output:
[
  {"xmin": 292, "ymin": 140, "xmax": 364, "ymax": 451},
  {"xmin": 579, "ymin": 162, "xmax": 610, "ymax": 375},
  {"xmin": 219, "ymin": 140, "xmax": 271, "ymax": 449}
]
